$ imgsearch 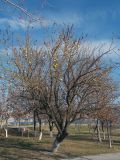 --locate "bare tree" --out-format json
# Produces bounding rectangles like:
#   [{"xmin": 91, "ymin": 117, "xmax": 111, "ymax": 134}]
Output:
[
  {"xmin": 87, "ymin": 75, "xmax": 118, "ymax": 147},
  {"xmin": 3, "ymin": 27, "xmax": 115, "ymax": 152},
  {"xmin": 0, "ymin": 84, "xmax": 11, "ymax": 138}
]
